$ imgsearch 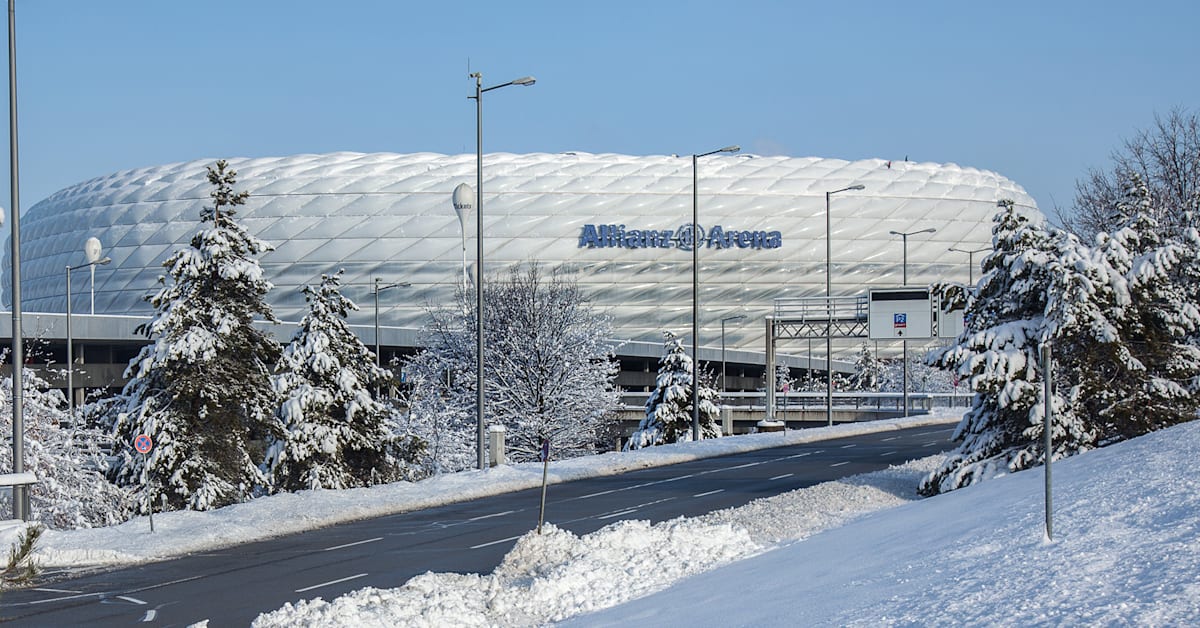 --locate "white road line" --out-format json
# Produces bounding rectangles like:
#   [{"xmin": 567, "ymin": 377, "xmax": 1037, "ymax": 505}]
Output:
[
  {"xmin": 769, "ymin": 473, "xmax": 793, "ymax": 480},
  {"xmin": 323, "ymin": 537, "xmax": 383, "ymax": 552},
  {"xmin": 831, "ymin": 461, "xmax": 850, "ymax": 467},
  {"xmin": 468, "ymin": 510, "xmax": 515, "ymax": 521},
  {"xmin": 116, "ymin": 596, "xmax": 147, "ymax": 605},
  {"xmin": 694, "ymin": 489, "xmax": 725, "ymax": 497},
  {"xmin": 916, "ymin": 430, "xmax": 944, "ymax": 436},
  {"xmin": 470, "ymin": 534, "xmax": 524, "ymax": 550},
  {"xmin": 724, "ymin": 462, "xmax": 763, "ymax": 470},
  {"xmin": 598, "ymin": 508, "xmax": 640, "ymax": 520},
  {"xmin": 295, "ymin": 573, "xmax": 369, "ymax": 594},
  {"xmin": 840, "ymin": 444, "xmax": 857, "ymax": 449},
  {"xmin": 924, "ymin": 441, "xmax": 940, "ymax": 447},
  {"xmin": 881, "ymin": 451, "xmax": 897, "ymax": 456},
  {"xmin": 575, "ymin": 474, "xmax": 697, "ymax": 500},
  {"xmin": 881, "ymin": 436, "xmax": 900, "ymax": 442},
  {"xmin": 141, "ymin": 610, "xmax": 157, "ymax": 622},
  {"xmin": 786, "ymin": 452, "xmax": 812, "ymax": 459},
  {"xmin": 32, "ymin": 587, "xmax": 81, "ymax": 593}
]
